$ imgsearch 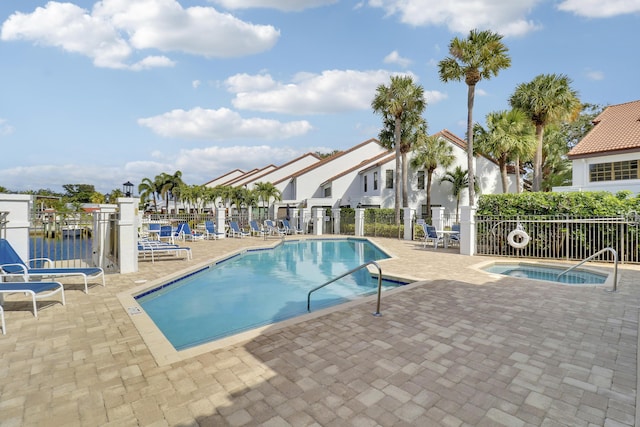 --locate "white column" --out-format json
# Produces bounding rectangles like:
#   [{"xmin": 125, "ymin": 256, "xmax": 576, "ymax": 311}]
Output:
[
  {"xmin": 0, "ymin": 193, "xmax": 32, "ymax": 261},
  {"xmin": 332, "ymin": 208, "xmax": 341, "ymax": 235},
  {"xmin": 354, "ymin": 208, "xmax": 365, "ymax": 237},
  {"xmin": 312, "ymin": 207, "xmax": 323, "ymax": 235},
  {"xmin": 431, "ymin": 206, "xmax": 445, "ymax": 230},
  {"xmin": 118, "ymin": 198, "xmax": 139, "ymax": 274},
  {"xmin": 216, "ymin": 206, "xmax": 226, "ymax": 239},
  {"xmin": 403, "ymin": 207, "xmax": 415, "ymax": 240},
  {"xmin": 460, "ymin": 206, "xmax": 476, "ymax": 256}
]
